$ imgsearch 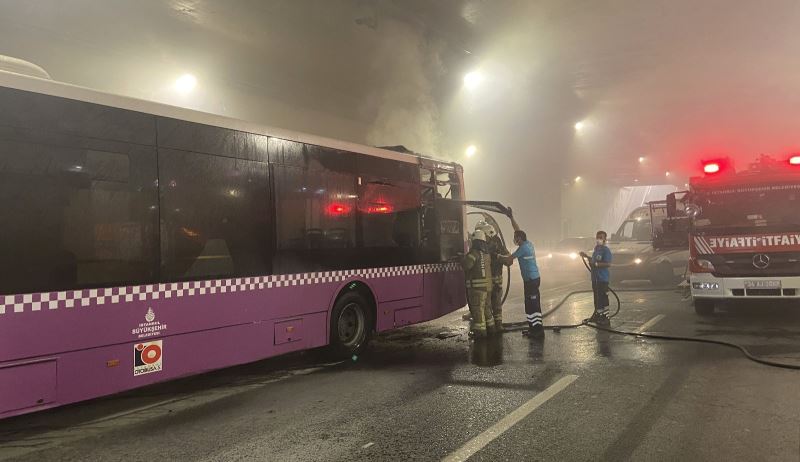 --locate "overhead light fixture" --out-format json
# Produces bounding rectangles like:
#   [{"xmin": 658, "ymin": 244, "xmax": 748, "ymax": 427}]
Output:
[
  {"xmin": 465, "ymin": 145, "xmax": 477, "ymax": 157},
  {"xmin": 463, "ymin": 71, "xmax": 483, "ymax": 90},
  {"xmin": 174, "ymin": 73, "xmax": 197, "ymax": 94},
  {"xmin": 665, "ymin": 171, "xmax": 671, "ymax": 177},
  {"xmin": 638, "ymin": 156, "xmax": 645, "ymax": 163},
  {"xmin": 574, "ymin": 121, "xmax": 586, "ymax": 131},
  {"xmin": 574, "ymin": 176, "xmax": 582, "ymax": 183}
]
